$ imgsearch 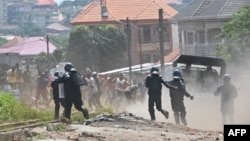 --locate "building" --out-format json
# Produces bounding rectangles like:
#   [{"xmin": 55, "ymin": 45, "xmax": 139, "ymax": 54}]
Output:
[
  {"xmin": 0, "ymin": 0, "xmax": 8, "ymax": 26},
  {"xmin": 172, "ymin": 0, "xmax": 250, "ymax": 56},
  {"xmin": 45, "ymin": 22, "xmax": 71, "ymax": 35},
  {"xmin": 6, "ymin": 0, "xmax": 59, "ymax": 28},
  {"xmin": 0, "ymin": 36, "xmax": 57, "ymax": 66},
  {"xmin": 70, "ymin": 0, "xmax": 178, "ymax": 65}
]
